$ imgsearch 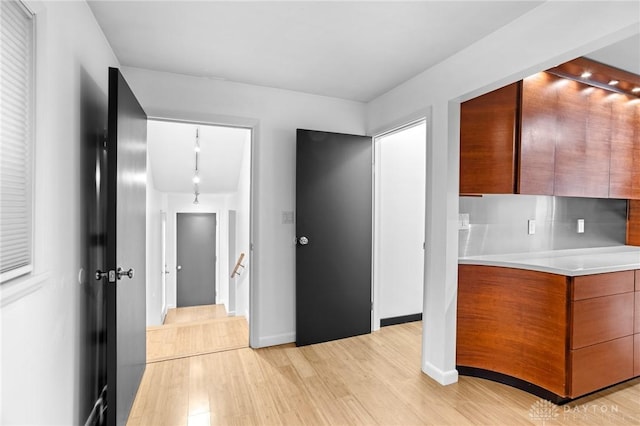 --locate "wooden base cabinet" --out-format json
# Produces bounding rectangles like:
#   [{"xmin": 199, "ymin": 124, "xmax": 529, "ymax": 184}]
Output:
[
  {"xmin": 636, "ymin": 274, "xmax": 640, "ymax": 376},
  {"xmin": 634, "ymin": 335, "xmax": 640, "ymax": 378},
  {"xmin": 570, "ymin": 336, "xmax": 634, "ymax": 398},
  {"xmin": 458, "ymin": 266, "xmax": 638, "ymax": 401}
]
